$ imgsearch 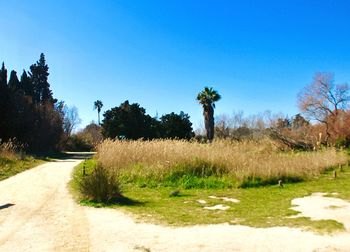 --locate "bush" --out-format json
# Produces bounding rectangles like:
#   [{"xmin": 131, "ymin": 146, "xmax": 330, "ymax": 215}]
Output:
[
  {"xmin": 79, "ymin": 164, "xmax": 121, "ymax": 203},
  {"xmin": 64, "ymin": 123, "xmax": 103, "ymax": 151},
  {"xmin": 65, "ymin": 134, "xmax": 93, "ymax": 151}
]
